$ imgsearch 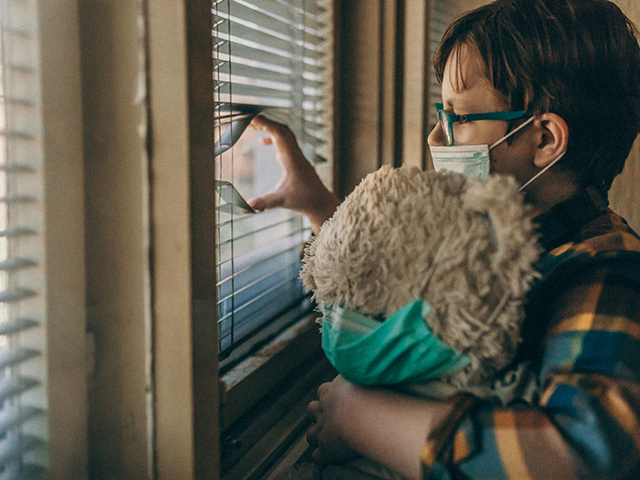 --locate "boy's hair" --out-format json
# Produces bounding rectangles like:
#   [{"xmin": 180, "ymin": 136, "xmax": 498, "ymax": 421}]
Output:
[{"xmin": 434, "ymin": 0, "xmax": 640, "ymax": 192}]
